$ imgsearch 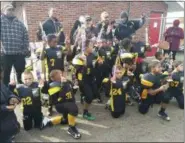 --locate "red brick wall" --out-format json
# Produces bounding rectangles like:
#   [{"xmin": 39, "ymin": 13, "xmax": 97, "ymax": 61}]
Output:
[{"xmin": 24, "ymin": 1, "xmax": 167, "ymax": 42}]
